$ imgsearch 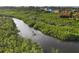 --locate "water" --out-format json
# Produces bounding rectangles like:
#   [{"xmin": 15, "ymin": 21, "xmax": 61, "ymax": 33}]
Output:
[{"xmin": 13, "ymin": 18, "xmax": 79, "ymax": 53}]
